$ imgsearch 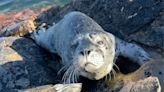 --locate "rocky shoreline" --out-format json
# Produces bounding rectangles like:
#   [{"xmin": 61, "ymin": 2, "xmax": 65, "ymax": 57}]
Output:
[{"xmin": 0, "ymin": 0, "xmax": 164, "ymax": 92}]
